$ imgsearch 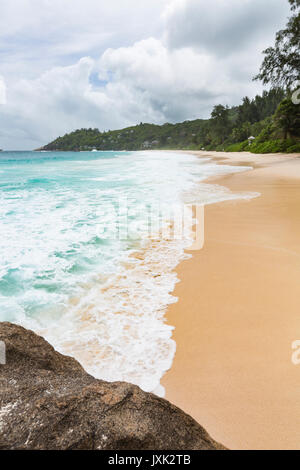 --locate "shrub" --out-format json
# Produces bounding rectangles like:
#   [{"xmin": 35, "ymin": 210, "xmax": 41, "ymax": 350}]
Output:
[
  {"xmin": 286, "ymin": 143, "xmax": 300, "ymax": 153},
  {"xmin": 250, "ymin": 139, "xmax": 300, "ymax": 154},
  {"xmin": 225, "ymin": 141, "xmax": 249, "ymax": 152}
]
